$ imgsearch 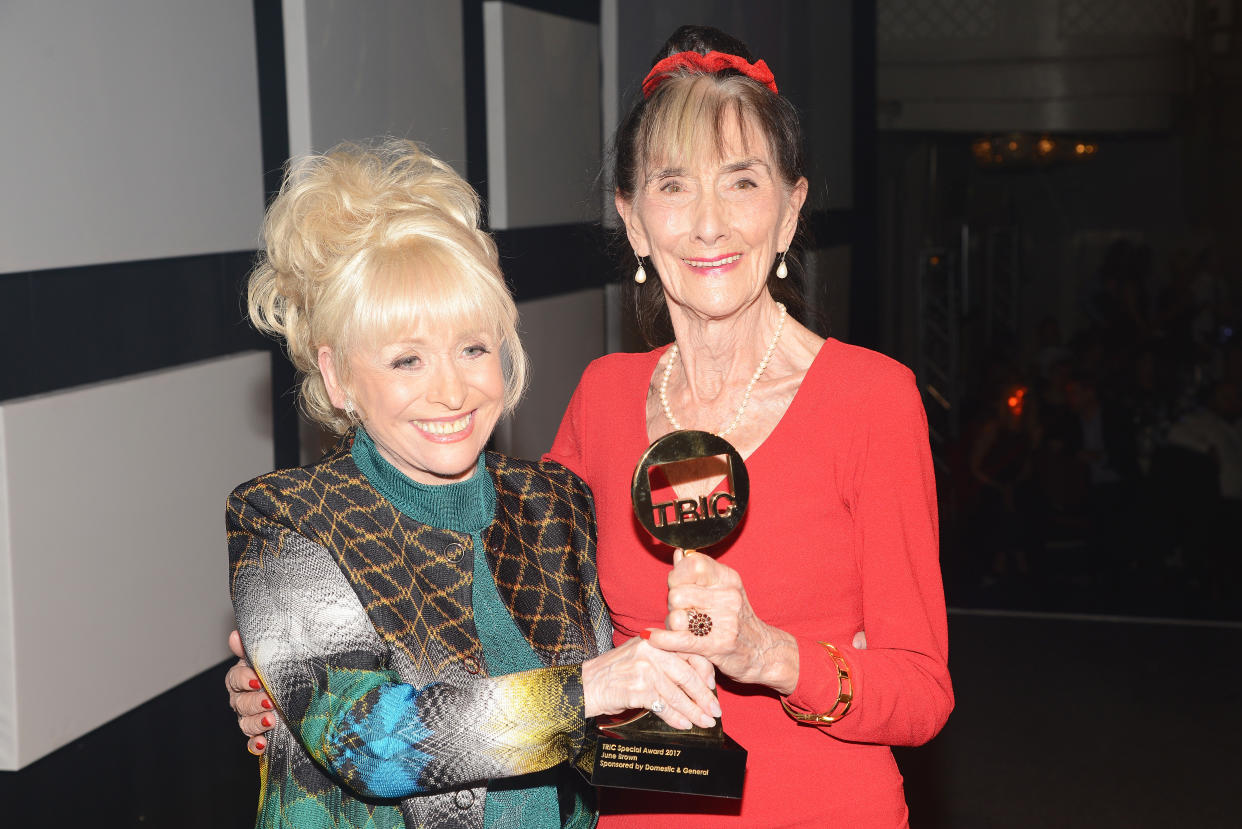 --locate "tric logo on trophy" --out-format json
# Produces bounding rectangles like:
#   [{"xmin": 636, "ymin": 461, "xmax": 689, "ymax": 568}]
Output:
[{"xmin": 578, "ymin": 430, "xmax": 749, "ymax": 799}]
